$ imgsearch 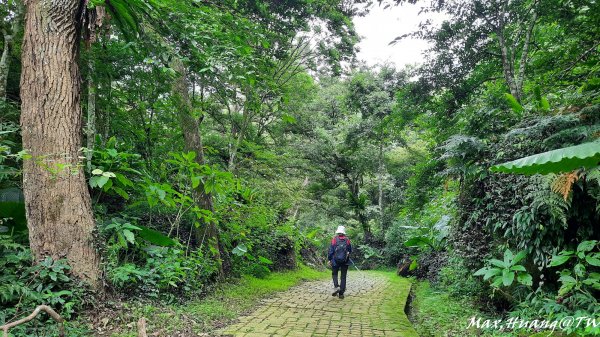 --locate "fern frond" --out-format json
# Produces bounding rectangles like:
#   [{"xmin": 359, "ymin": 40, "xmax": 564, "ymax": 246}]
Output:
[{"xmin": 551, "ymin": 171, "xmax": 581, "ymax": 201}]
